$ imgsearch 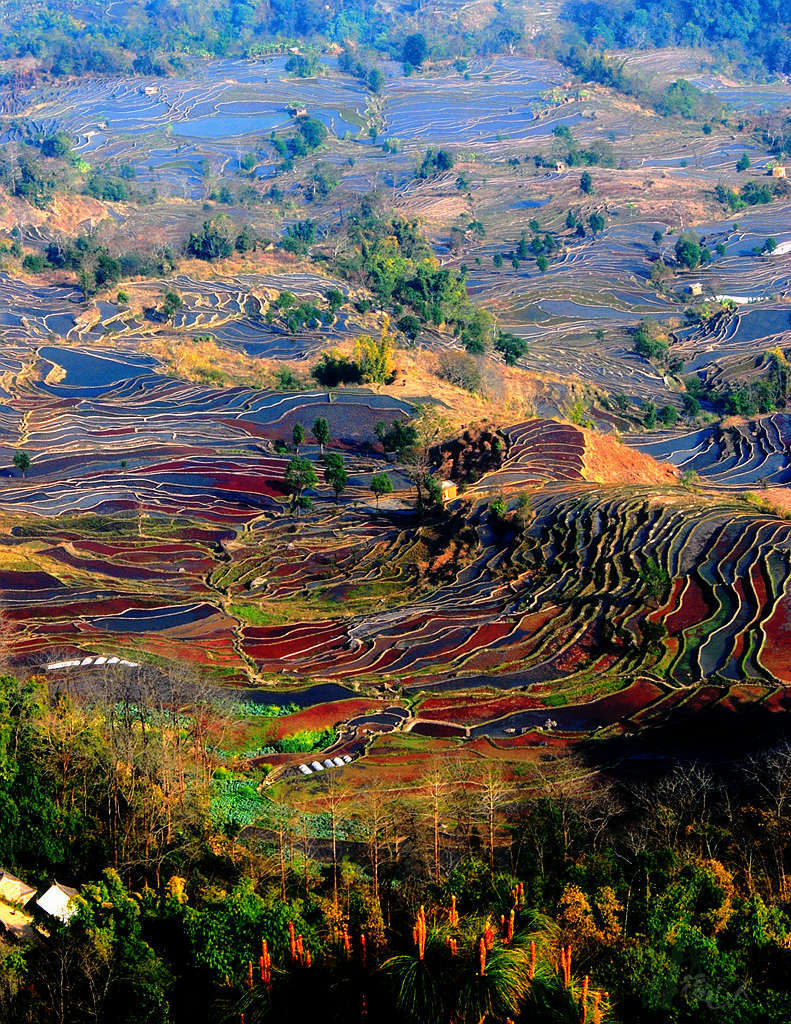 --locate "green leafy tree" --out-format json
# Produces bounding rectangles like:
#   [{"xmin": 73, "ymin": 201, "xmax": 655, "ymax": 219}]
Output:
[
  {"xmin": 588, "ymin": 212, "xmax": 605, "ymax": 237},
  {"xmin": 162, "ymin": 290, "xmax": 182, "ymax": 320},
  {"xmin": 403, "ymin": 32, "xmax": 427, "ymax": 67},
  {"xmin": 64, "ymin": 869, "xmax": 171, "ymax": 1023},
  {"xmin": 633, "ymin": 320, "xmax": 670, "ymax": 362},
  {"xmin": 323, "ymin": 452, "xmax": 348, "ymax": 503},
  {"xmin": 580, "ymin": 170, "xmax": 593, "ymax": 194},
  {"xmin": 292, "ymin": 423, "xmax": 305, "ymax": 453},
  {"xmin": 312, "ymin": 417, "xmax": 330, "ymax": 455},
  {"xmin": 41, "ymin": 131, "xmax": 73, "ymax": 159},
  {"xmin": 297, "ymin": 116, "xmax": 327, "ymax": 150},
  {"xmin": 12, "ymin": 451, "xmax": 30, "ymax": 478},
  {"xmin": 376, "ymin": 419, "xmax": 418, "ymax": 459},
  {"xmin": 284, "ymin": 457, "xmax": 318, "ymax": 515},
  {"xmin": 639, "ymin": 555, "xmax": 671, "ymax": 603},
  {"xmin": 424, "ymin": 474, "xmax": 443, "ymax": 508},
  {"xmin": 234, "ymin": 228, "xmax": 254, "ymax": 253},
  {"xmin": 325, "ymin": 288, "xmax": 344, "ymax": 313},
  {"xmin": 495, "ymin": 331, "xmax": 528, "ymax": 366},
  {"xmin": 367, "ymin": 67, "xmax": 385, "ymax": 93},
  {"xmin": 355, "ymin": 322, "xmax": 395, "ymax": 386},
  {"xmin": 675, "ymin": 233, "xmax": 702, "ymax": 269},
  {"xmin": 397, "ymin": 314, "xmax": 422, "ymax": 342},
  {"xmin": 185, "ymin": 217, "xmax": 234, "ymax": 261},
  {"xmin": 370, "ymin": 471, "xmax": 393, "ymax": 507},
  {"xmin": 79, "ymin": 267, "xmax": 96, "ymax": 301}
]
